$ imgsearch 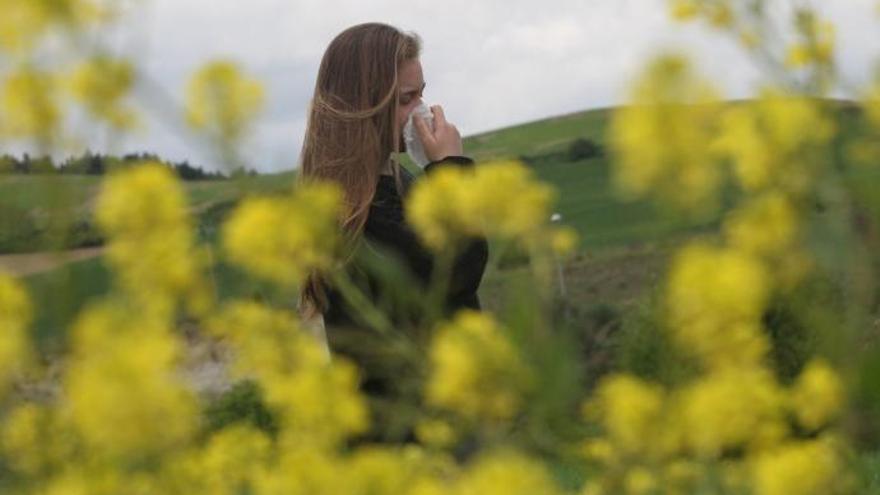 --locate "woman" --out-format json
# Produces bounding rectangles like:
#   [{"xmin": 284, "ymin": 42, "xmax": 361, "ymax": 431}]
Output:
[{"xmin": 298, "ymin": 23, "xmax": 488, "ymax": 441}]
